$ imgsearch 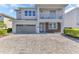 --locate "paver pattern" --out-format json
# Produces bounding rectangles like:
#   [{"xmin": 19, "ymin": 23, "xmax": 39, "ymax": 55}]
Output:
[{"xmin": 0, "ymin": 33, "xmax": 79, "ymax": 54}]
